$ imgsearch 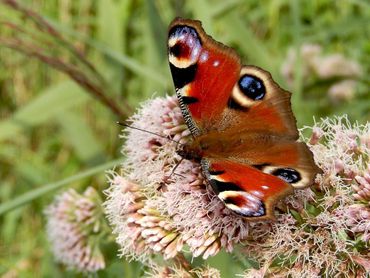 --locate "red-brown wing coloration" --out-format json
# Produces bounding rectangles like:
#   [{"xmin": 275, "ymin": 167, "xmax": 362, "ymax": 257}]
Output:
[
  {"xmin": 195, "ymin": 132, "xmax": 320, "ymax": 190},
  {"xmin": 168, "ymin": 18, "xmax": 321, "ymax": 220},
  {"xmin": 221, "ymin": 65, "xmax": 299, "ymax": 138},
  {"xmin": 228, "ymin": 141, "xmax": 319, "ymax": 189},
  {"xmin": 202, "ymin": 159, "xmax": 293, "ymax": 220},
  {"xmin": 168, "ymin": 18, "xmax": 241, "ymax": 135},
  {"xmin": 168, "ymin": 19, "xmax": 297, "ymax": 138}
]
